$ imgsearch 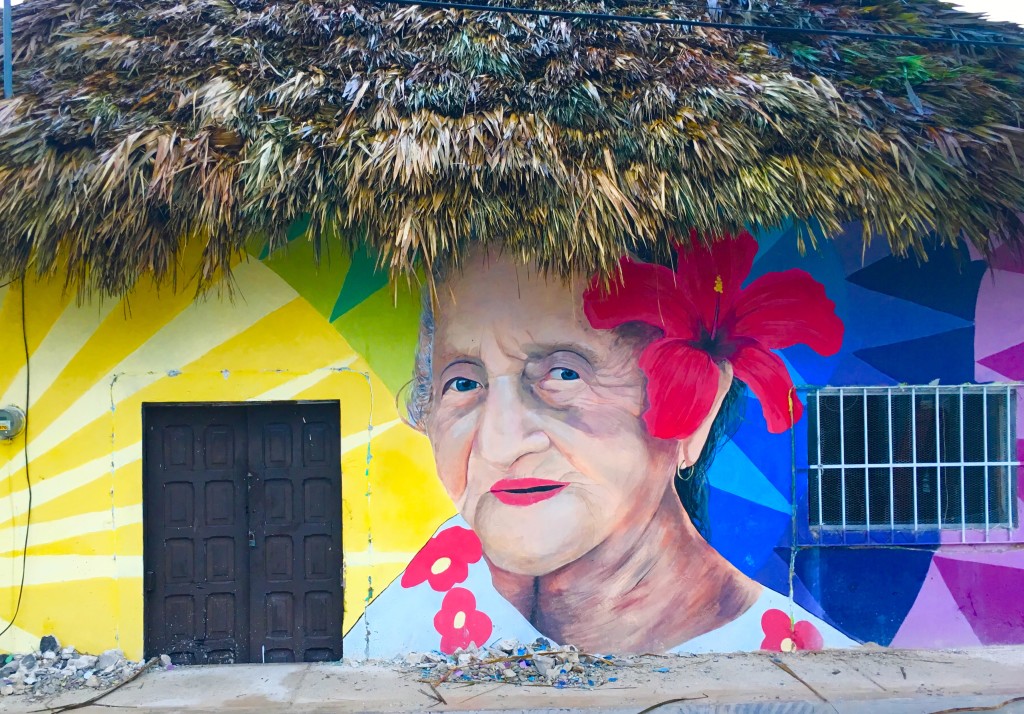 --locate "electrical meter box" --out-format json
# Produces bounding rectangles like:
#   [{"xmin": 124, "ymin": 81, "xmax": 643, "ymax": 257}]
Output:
[{"xmin": 0, "ymin": 406, "xmax": 25, "ymax": 440}]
